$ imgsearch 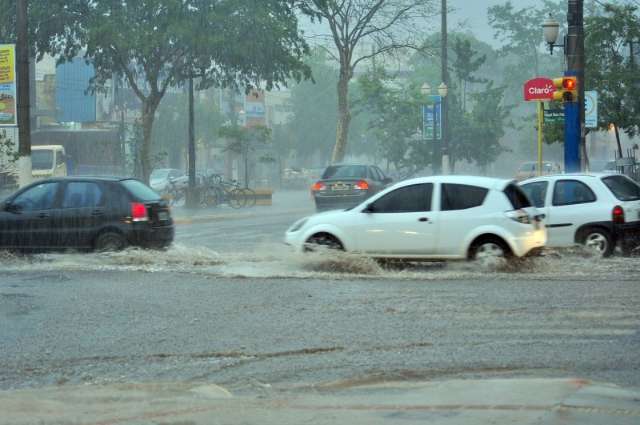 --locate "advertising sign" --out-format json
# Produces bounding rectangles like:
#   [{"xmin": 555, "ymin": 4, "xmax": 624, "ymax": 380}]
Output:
[
  {"xmin": 0, "ymin": 44, "xmax": 17, "ymax": 126},
  {"xmin": 422, "ymin": 96, "xmax": 441, "ymax": 141},
  {"xmin": 524, "ymin": 77, "xmax": 555, "ymax": 101}
]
